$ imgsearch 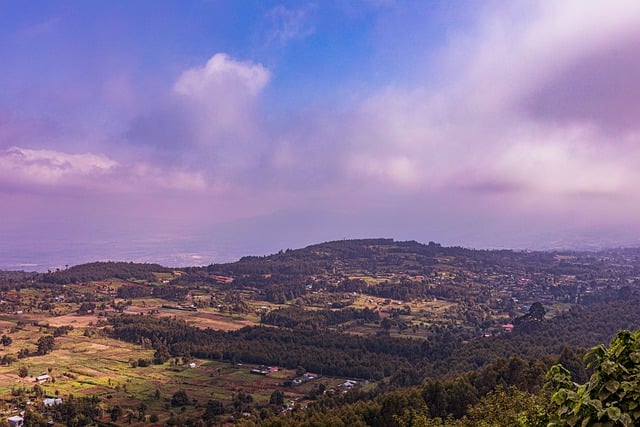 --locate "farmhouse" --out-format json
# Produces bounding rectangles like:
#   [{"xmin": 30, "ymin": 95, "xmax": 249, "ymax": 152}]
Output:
[{"xmin": 36, "ymin": 374, "xmax": 52, "ymax": 383}]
